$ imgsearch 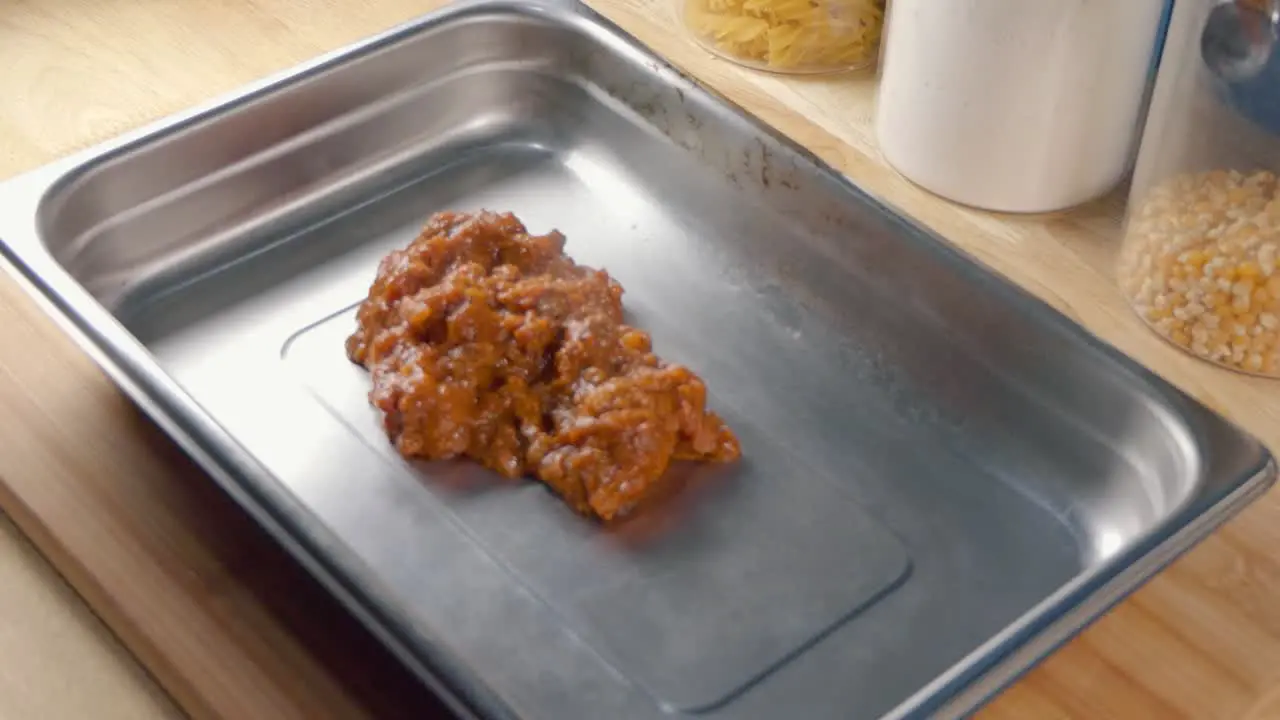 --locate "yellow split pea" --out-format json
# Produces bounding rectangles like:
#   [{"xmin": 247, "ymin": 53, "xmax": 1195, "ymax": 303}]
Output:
[{"xmin": 1118, "ymin": 169, "xmax": 1280, "ymax": 376}]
